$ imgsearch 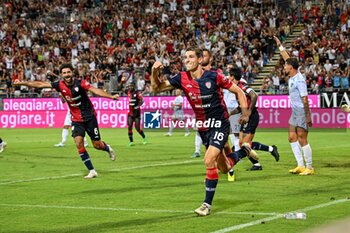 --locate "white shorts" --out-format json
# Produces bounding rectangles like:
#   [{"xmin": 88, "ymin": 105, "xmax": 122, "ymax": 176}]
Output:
[
  {"xmin": 228, "ymin": 113, "xmax": 241, "ymax": 134},
  {"xmin": 64, "ymin": 111, "xmax": 72, "ymax": 126},
  {"xmin": 289, "ymin": 109, "xmax": 307, "ymax": 130},
  {"xmin": 172, "ymin": 110, "xmax": 185, "ymax": 121}
]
